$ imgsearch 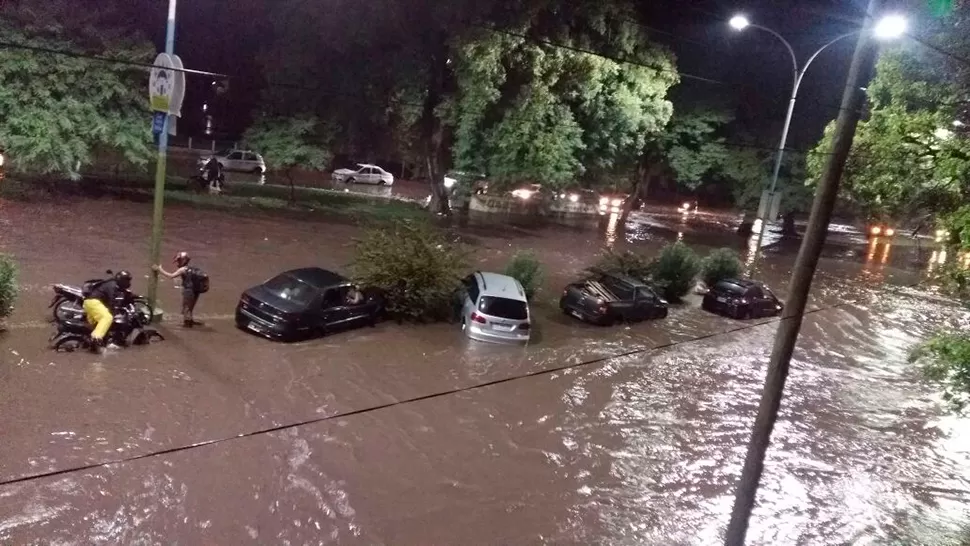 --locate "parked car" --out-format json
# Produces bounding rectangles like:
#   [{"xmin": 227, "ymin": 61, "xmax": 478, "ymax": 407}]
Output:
[
  {"xmin": 197, "ymin": 149, "xmax": 266, "ymax": 174},
  {"xmin": 332, "ymin": 164, "xmax": 395, "ymax": 185},
  {"xmin": 560, "ymin": 272, "xmax": 668, "ymax": 325},
  {"xmin": 458, "ymin": 271, "xmax": 532, "ymax": 344},
  {"xmin": 701, "ymin": 278, "xmax": 783, "ymax": 320},
  {"xmin": 236, "ymin": 267, "xmax": 384, "ymax": 341}
]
